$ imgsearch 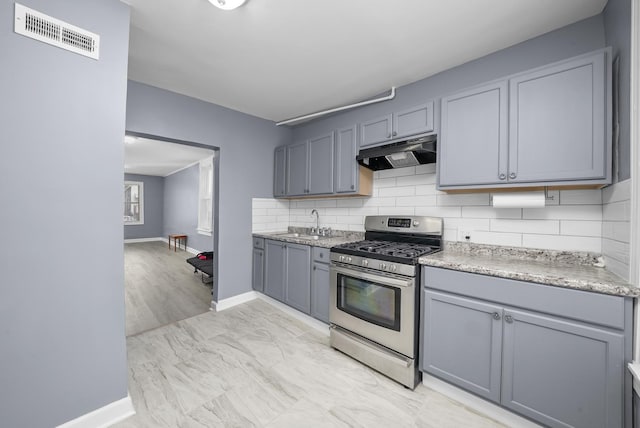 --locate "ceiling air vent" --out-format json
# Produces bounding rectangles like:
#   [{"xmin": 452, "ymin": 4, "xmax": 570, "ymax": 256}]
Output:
[{"xmin": 14, "ymin": 3, "xmax": 100, "ymax": 60}]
